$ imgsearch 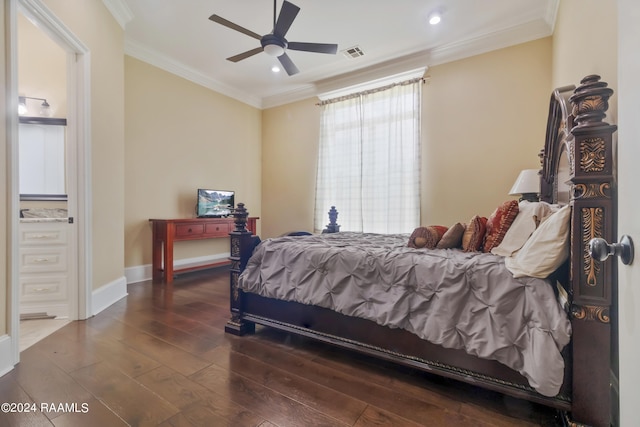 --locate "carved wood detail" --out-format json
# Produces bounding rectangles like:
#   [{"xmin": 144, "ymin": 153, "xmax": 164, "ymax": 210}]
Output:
[
  {"xmin": 571, "ymin": 304, "xmax": 610, "ymax": 324},
  {"xmin": 580, "ymin": 138, "xmax": 606, "ymax": 172},
  {"xmin": 231, "ymin": 238, "xmax": 240, "ymax": 257},
  {"xmin": 582, "ymin": 207, "xmax": 604, "ymax": 287},
  {"xmin": 574, "ymin": 182, "xmax": 610, "ymax": 199},
  {"xmin": 231, "ymin": 271, "xmax": 239, "ymax": 301}
]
